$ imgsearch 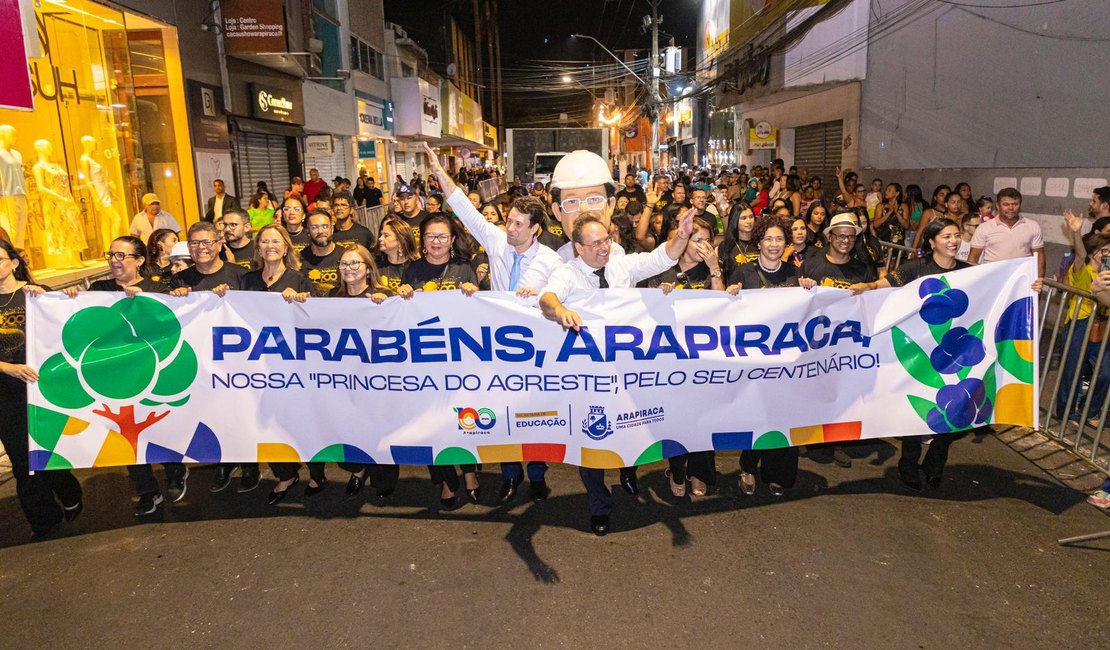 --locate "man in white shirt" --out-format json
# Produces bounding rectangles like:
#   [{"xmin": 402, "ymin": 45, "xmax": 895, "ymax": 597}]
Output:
[
  {"xmin": 539, "ymin": 207, "xmax": 695, "ymax": 536},
  {"xmin": 423, "ymin": 142, "xmax": 564, "ymax": 503},
  {"xmin": 130, "ymin": 193, "xmax": 182, "ymax": 242}
]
